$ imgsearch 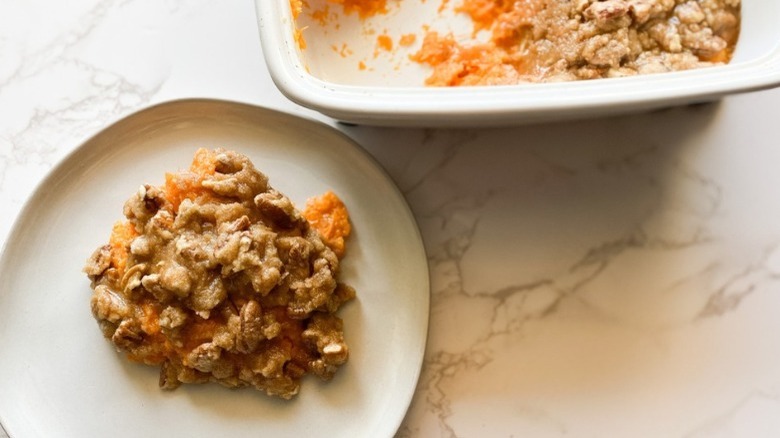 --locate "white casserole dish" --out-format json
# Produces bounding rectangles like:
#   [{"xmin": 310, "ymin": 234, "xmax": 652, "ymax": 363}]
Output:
[{"xmin": 257, "ymin": 0, "xmax": 780, "ymax": 127}]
